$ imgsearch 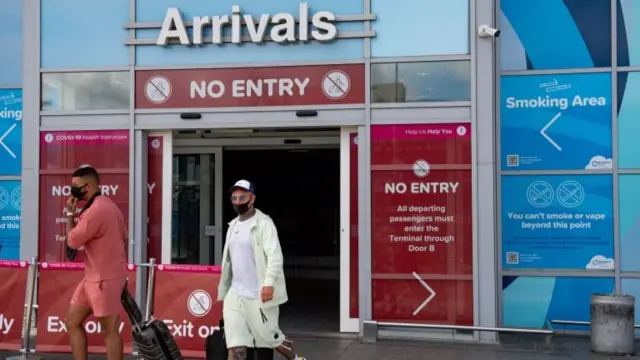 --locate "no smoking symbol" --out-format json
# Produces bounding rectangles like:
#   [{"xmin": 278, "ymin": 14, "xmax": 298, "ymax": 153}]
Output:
[
  {"xmin": 322, "ymin": 71, "xmax": 350, "ymax": 99},
  {"xmin": 145, "ymin": 76, "xmax": 172, "ymax": 104},
  {"xmin": 187, "ymin": 290, "xmax": 212, "ymax": 318}
]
